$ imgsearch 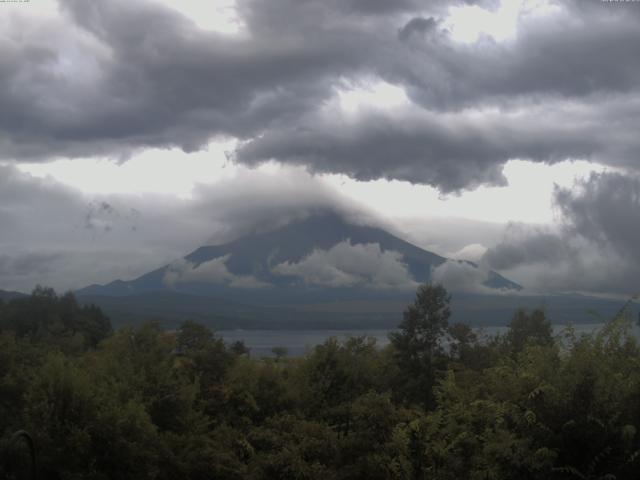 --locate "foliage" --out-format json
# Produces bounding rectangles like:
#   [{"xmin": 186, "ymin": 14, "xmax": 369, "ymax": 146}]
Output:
[
  {"xmin": 1, "ymin": 285, "xmax": 640, "ymax": 479},
  {"xmin": 389, "ymin": 283, "xmax": 451, "ymax": 408},
  {"xmin": 505, "ymin": 308, "xmax": 554, "ymax": 353}
]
